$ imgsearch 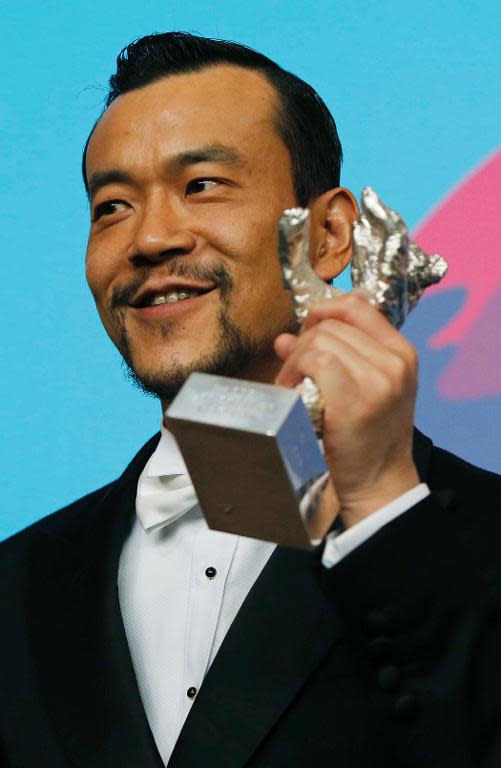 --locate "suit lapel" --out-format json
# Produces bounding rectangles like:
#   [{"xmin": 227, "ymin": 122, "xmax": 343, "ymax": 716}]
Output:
[
  {"xmin": 26, "ymin": 427, "xmax": 436, "ymax": 768},
  {"xmin": 169, "ymin": 428, "xmax": 436, "ymax": 768},
  {"xmin": 168, "ymin": 544, "xmax": 345, "ymax": 768},
  {"xmin": 27, "ymin": 435, "xmax": 164, "ymax": 768}
]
